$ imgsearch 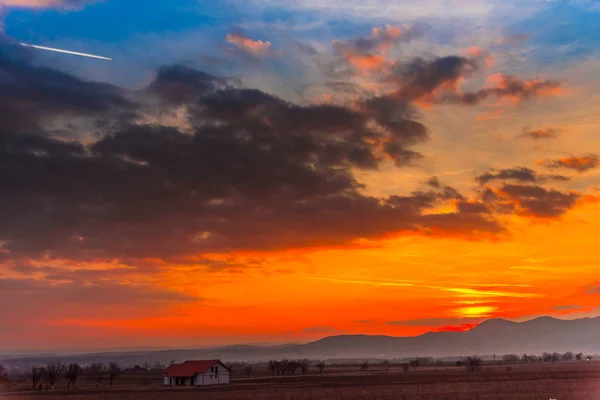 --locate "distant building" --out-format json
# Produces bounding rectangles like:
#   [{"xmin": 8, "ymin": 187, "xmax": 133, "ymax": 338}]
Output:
[{"xmin": 163, "ymin": 360, "xmax": 230, "ymax": 386}]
